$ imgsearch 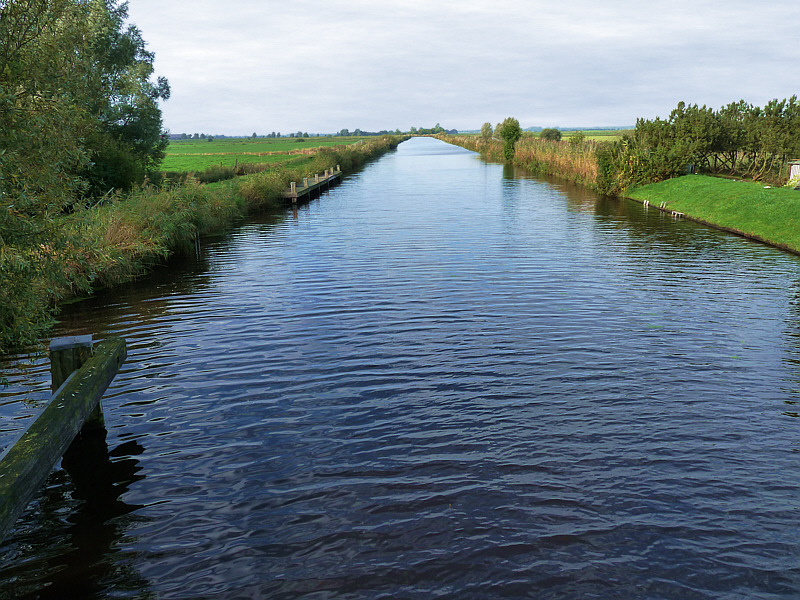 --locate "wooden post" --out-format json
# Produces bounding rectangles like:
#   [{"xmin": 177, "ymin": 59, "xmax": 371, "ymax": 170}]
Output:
[
  {"xmin": 303, "ymin": 177, "xmax": 308, "ymax": 188},
  {"xmin": 315, "ymin": 174, "xmax": 320, "ymax": 183},
  {"xmin": 51, "ymin": 335, "xmax": 104, "ymax": 430},
  {"xmin": 0, "ymin": 337, "xmax": 126, "ymax": 544},
  {"xmin": 290, "ymin": 181, "xmax": 296, "ymax": 193}
]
